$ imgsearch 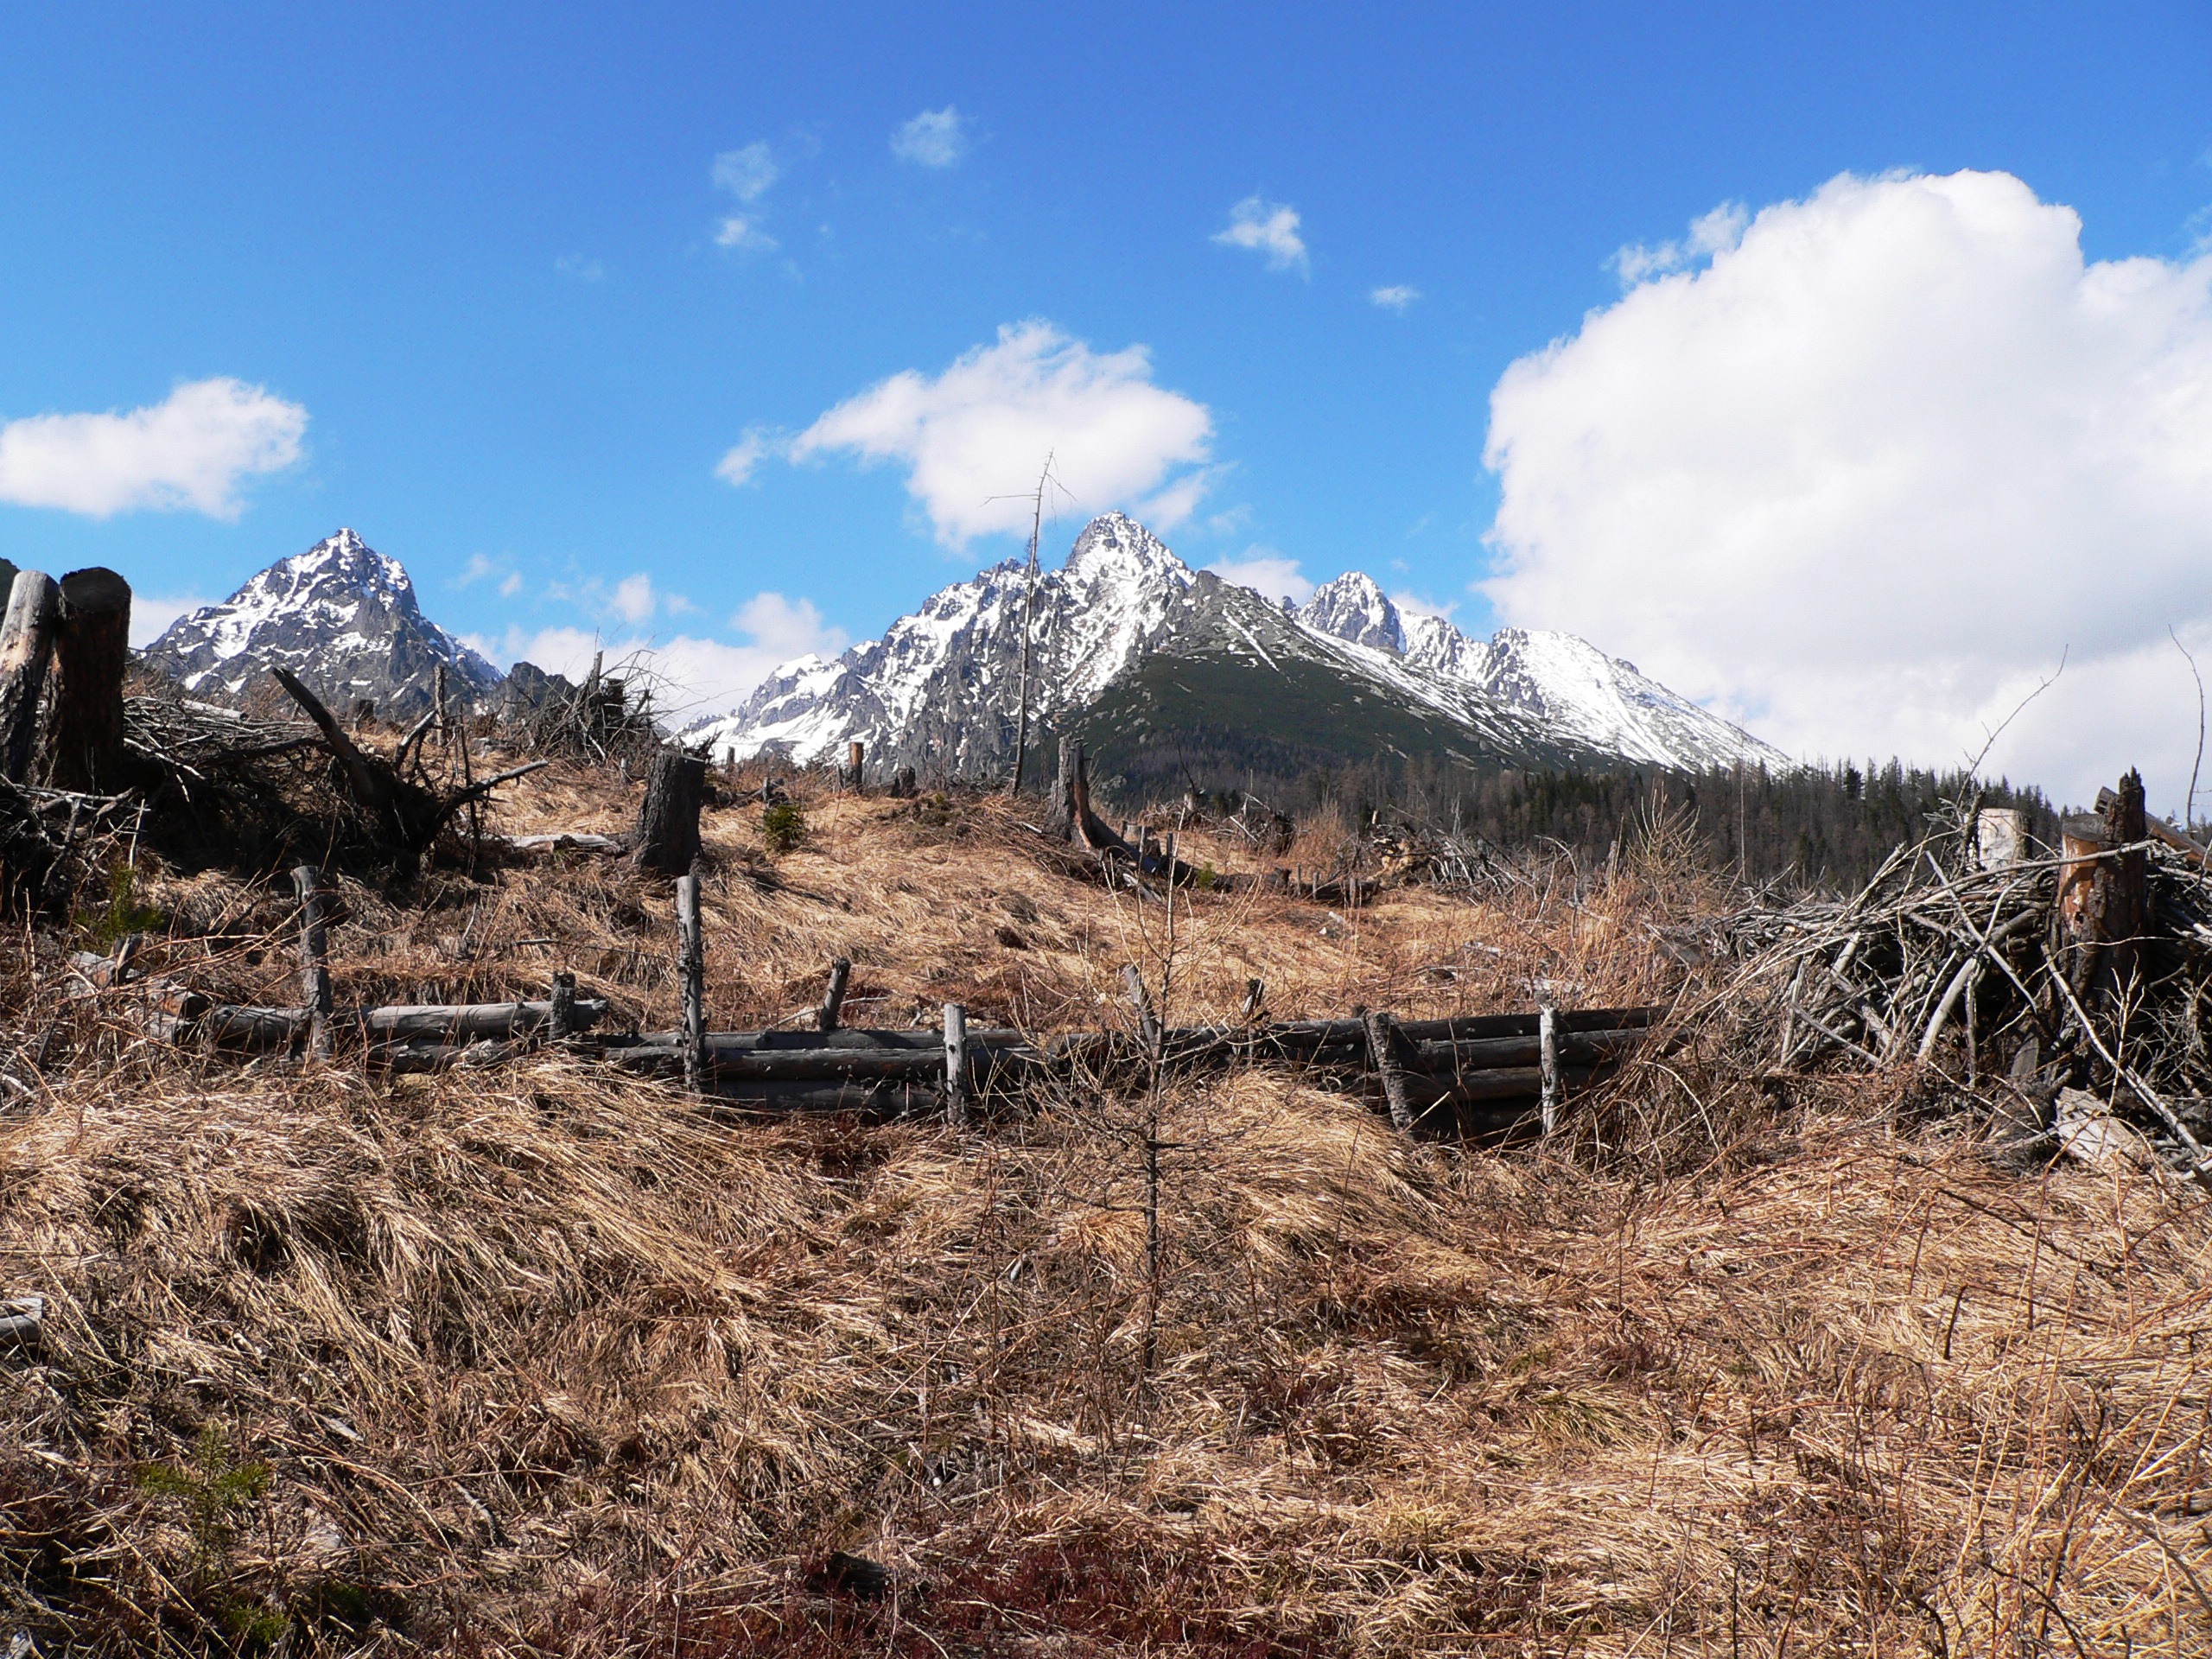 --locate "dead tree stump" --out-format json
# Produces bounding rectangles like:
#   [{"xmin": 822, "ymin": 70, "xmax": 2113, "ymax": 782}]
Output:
[
  {"xmin": 633, "ymin": 749, "xmax": 706, "ymax": 875},
  {"xmin": 46, "ymin": 568, "xmax": 130, "ymax": 791},
  {"xmin": 0, "ymin": 569, "xmax": 60, "ymax": 785}
]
